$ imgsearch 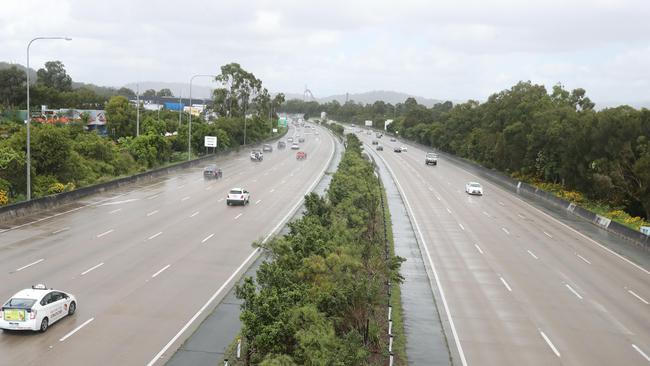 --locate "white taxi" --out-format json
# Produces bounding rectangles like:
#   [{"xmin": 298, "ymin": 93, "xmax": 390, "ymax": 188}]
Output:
[
  {"xmin": 465, "ymin": 182, "xmax": 484, "ymax": 195},
  {"xmin": 0, "ymin": 284, "xmax": 77, "ymax": 332}
]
